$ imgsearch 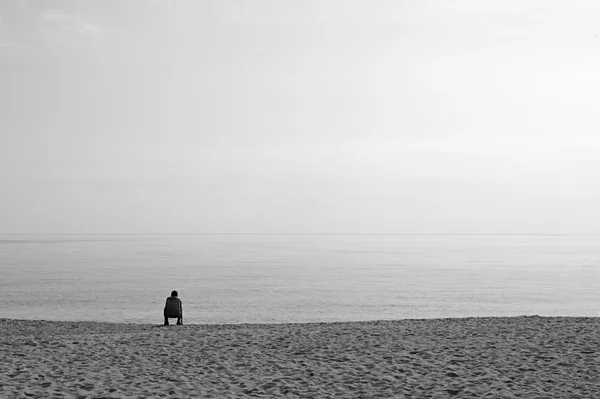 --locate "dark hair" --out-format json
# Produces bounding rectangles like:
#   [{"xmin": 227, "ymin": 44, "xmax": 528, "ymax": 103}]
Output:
[{"xmin": 171, "ymin": 290, "xmax": 178, "ymax": 297}]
